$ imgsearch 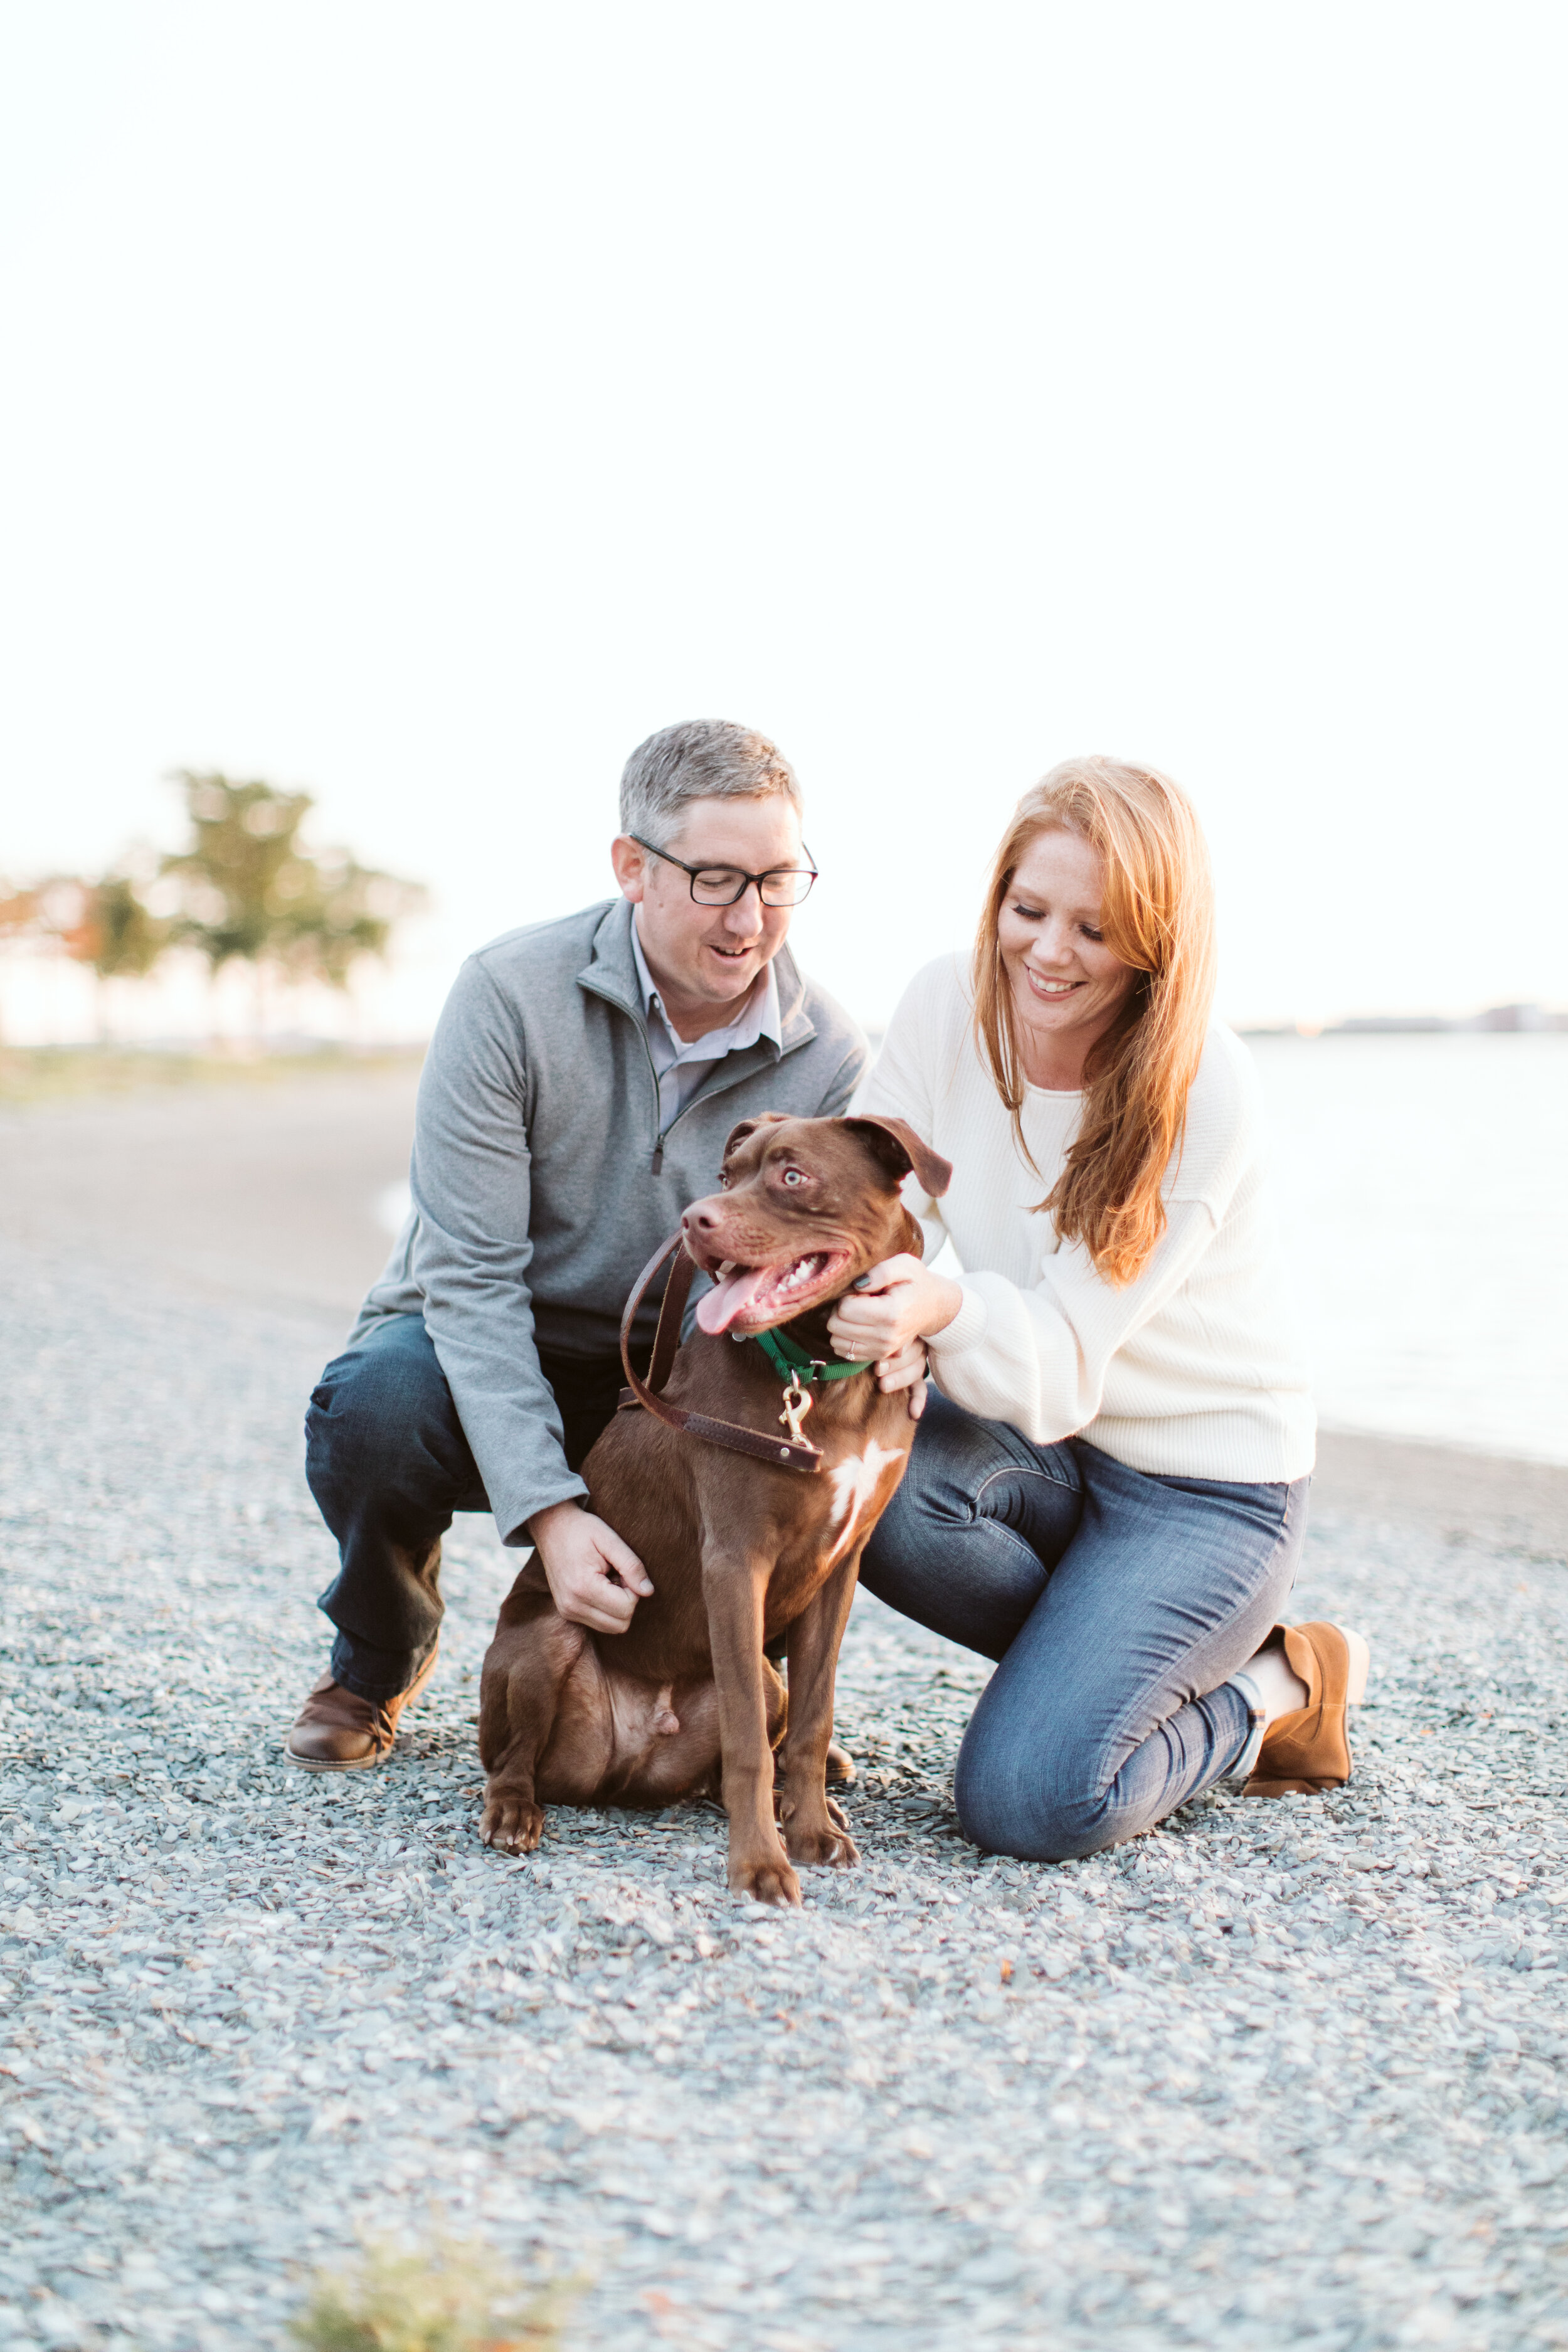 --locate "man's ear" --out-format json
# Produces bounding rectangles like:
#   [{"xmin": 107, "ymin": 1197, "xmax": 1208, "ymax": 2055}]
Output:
[
  {"xmin": 842, "ymin": 1115, "xmax": 953, "ymax": 1200},
  {"xmin": 721, "ymin": 1112, "xmax": 791, "ymax": 1163},
  {"xmin": 609, "ymin": 834, "xmax": 649, "ymax": 903}
]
